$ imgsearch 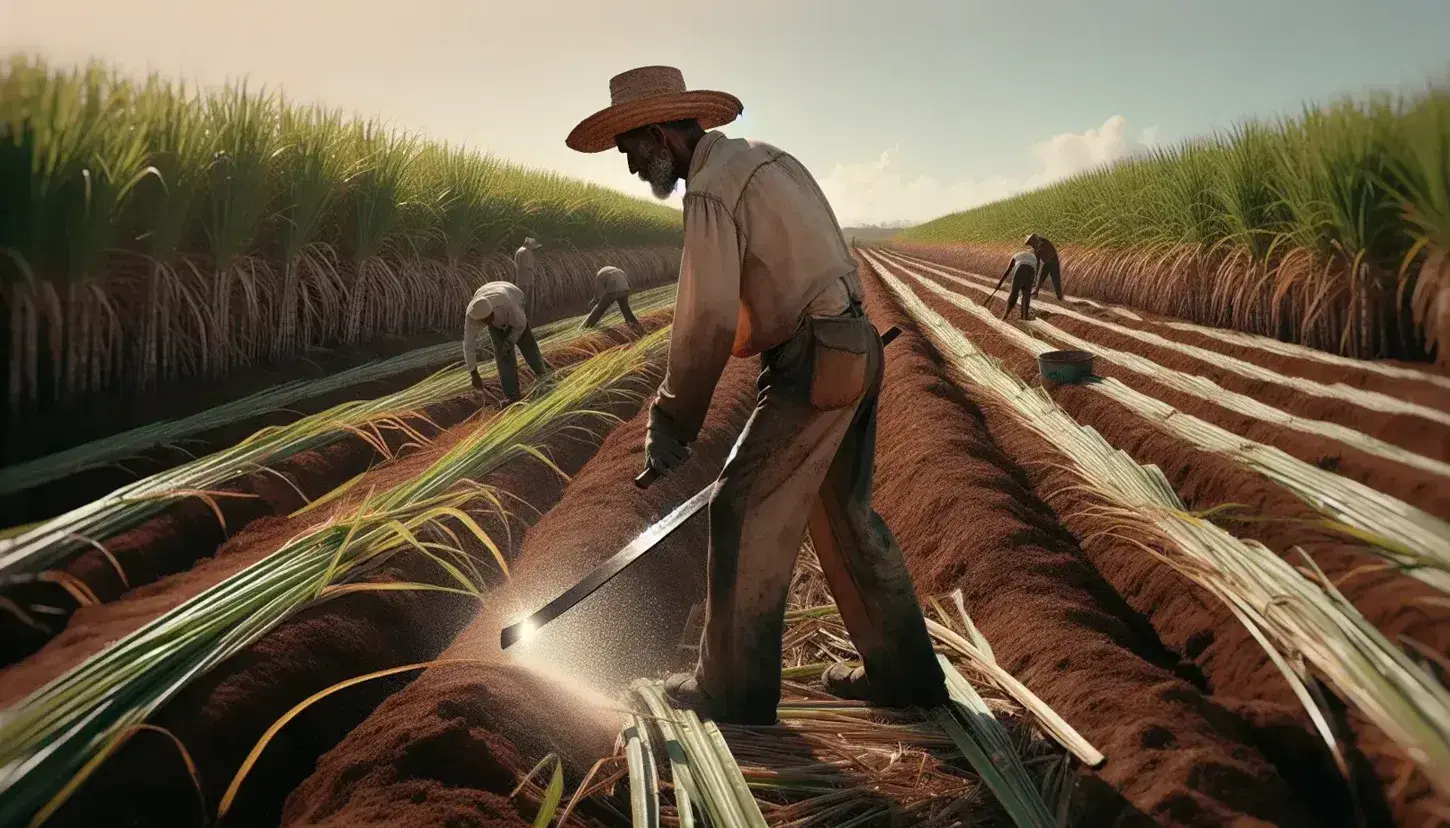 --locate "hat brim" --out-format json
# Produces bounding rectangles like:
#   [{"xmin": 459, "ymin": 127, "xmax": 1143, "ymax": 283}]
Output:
[{"xmin": 566, "ymin": 90, "xmax": 743, "ymax": 153}]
